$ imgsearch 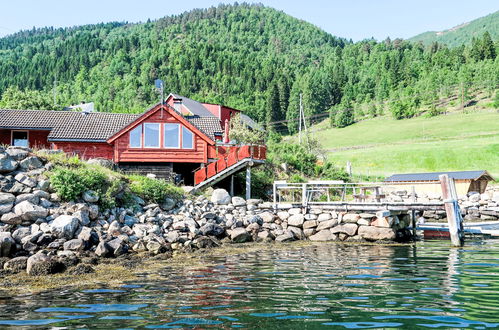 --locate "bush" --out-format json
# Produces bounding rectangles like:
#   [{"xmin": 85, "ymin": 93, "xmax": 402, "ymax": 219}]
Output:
[
  {"xmin": 128, "ymin": 175, "xmax": 183, "ymax": 204},
  {"xmin": 50, "ymin": 167, "xmax": 107, "ymax": 202},
  {"xmin": 493, "ymin": 91, "xmax": 499, "ymax": 109}
]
